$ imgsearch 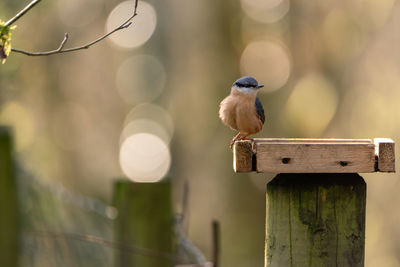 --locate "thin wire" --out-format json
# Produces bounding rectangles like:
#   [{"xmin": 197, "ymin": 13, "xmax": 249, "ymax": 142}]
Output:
[
  {"xmin": 16, "ymin": 162, "xmax": 117, "ymax": 219},
  {"xmin": 27, "ymin": 231, "xmax": 180, "ymax": 262}
]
